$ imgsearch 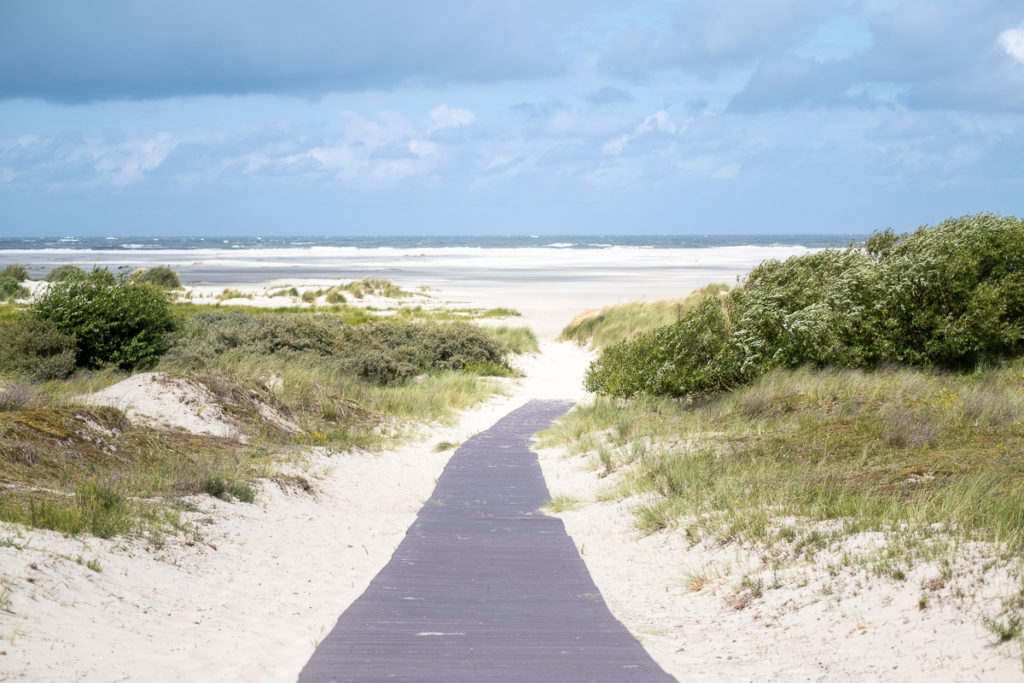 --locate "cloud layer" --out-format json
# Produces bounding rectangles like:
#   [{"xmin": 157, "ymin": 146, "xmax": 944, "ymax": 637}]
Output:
[
  {"xmin": 1, "ymin": 1, "xmax": 1023, "ymax": 235},
  {"xmin": 0, "ymin": 1, "xmax": 585, "ymax": 102}
]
